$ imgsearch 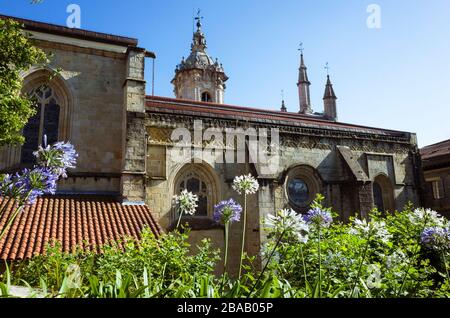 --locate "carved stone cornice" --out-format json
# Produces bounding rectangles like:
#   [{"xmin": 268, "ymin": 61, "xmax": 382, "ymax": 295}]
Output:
[{"xmin": 146, "ymin": 113, "xmax": 413, "ymax": 154}]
